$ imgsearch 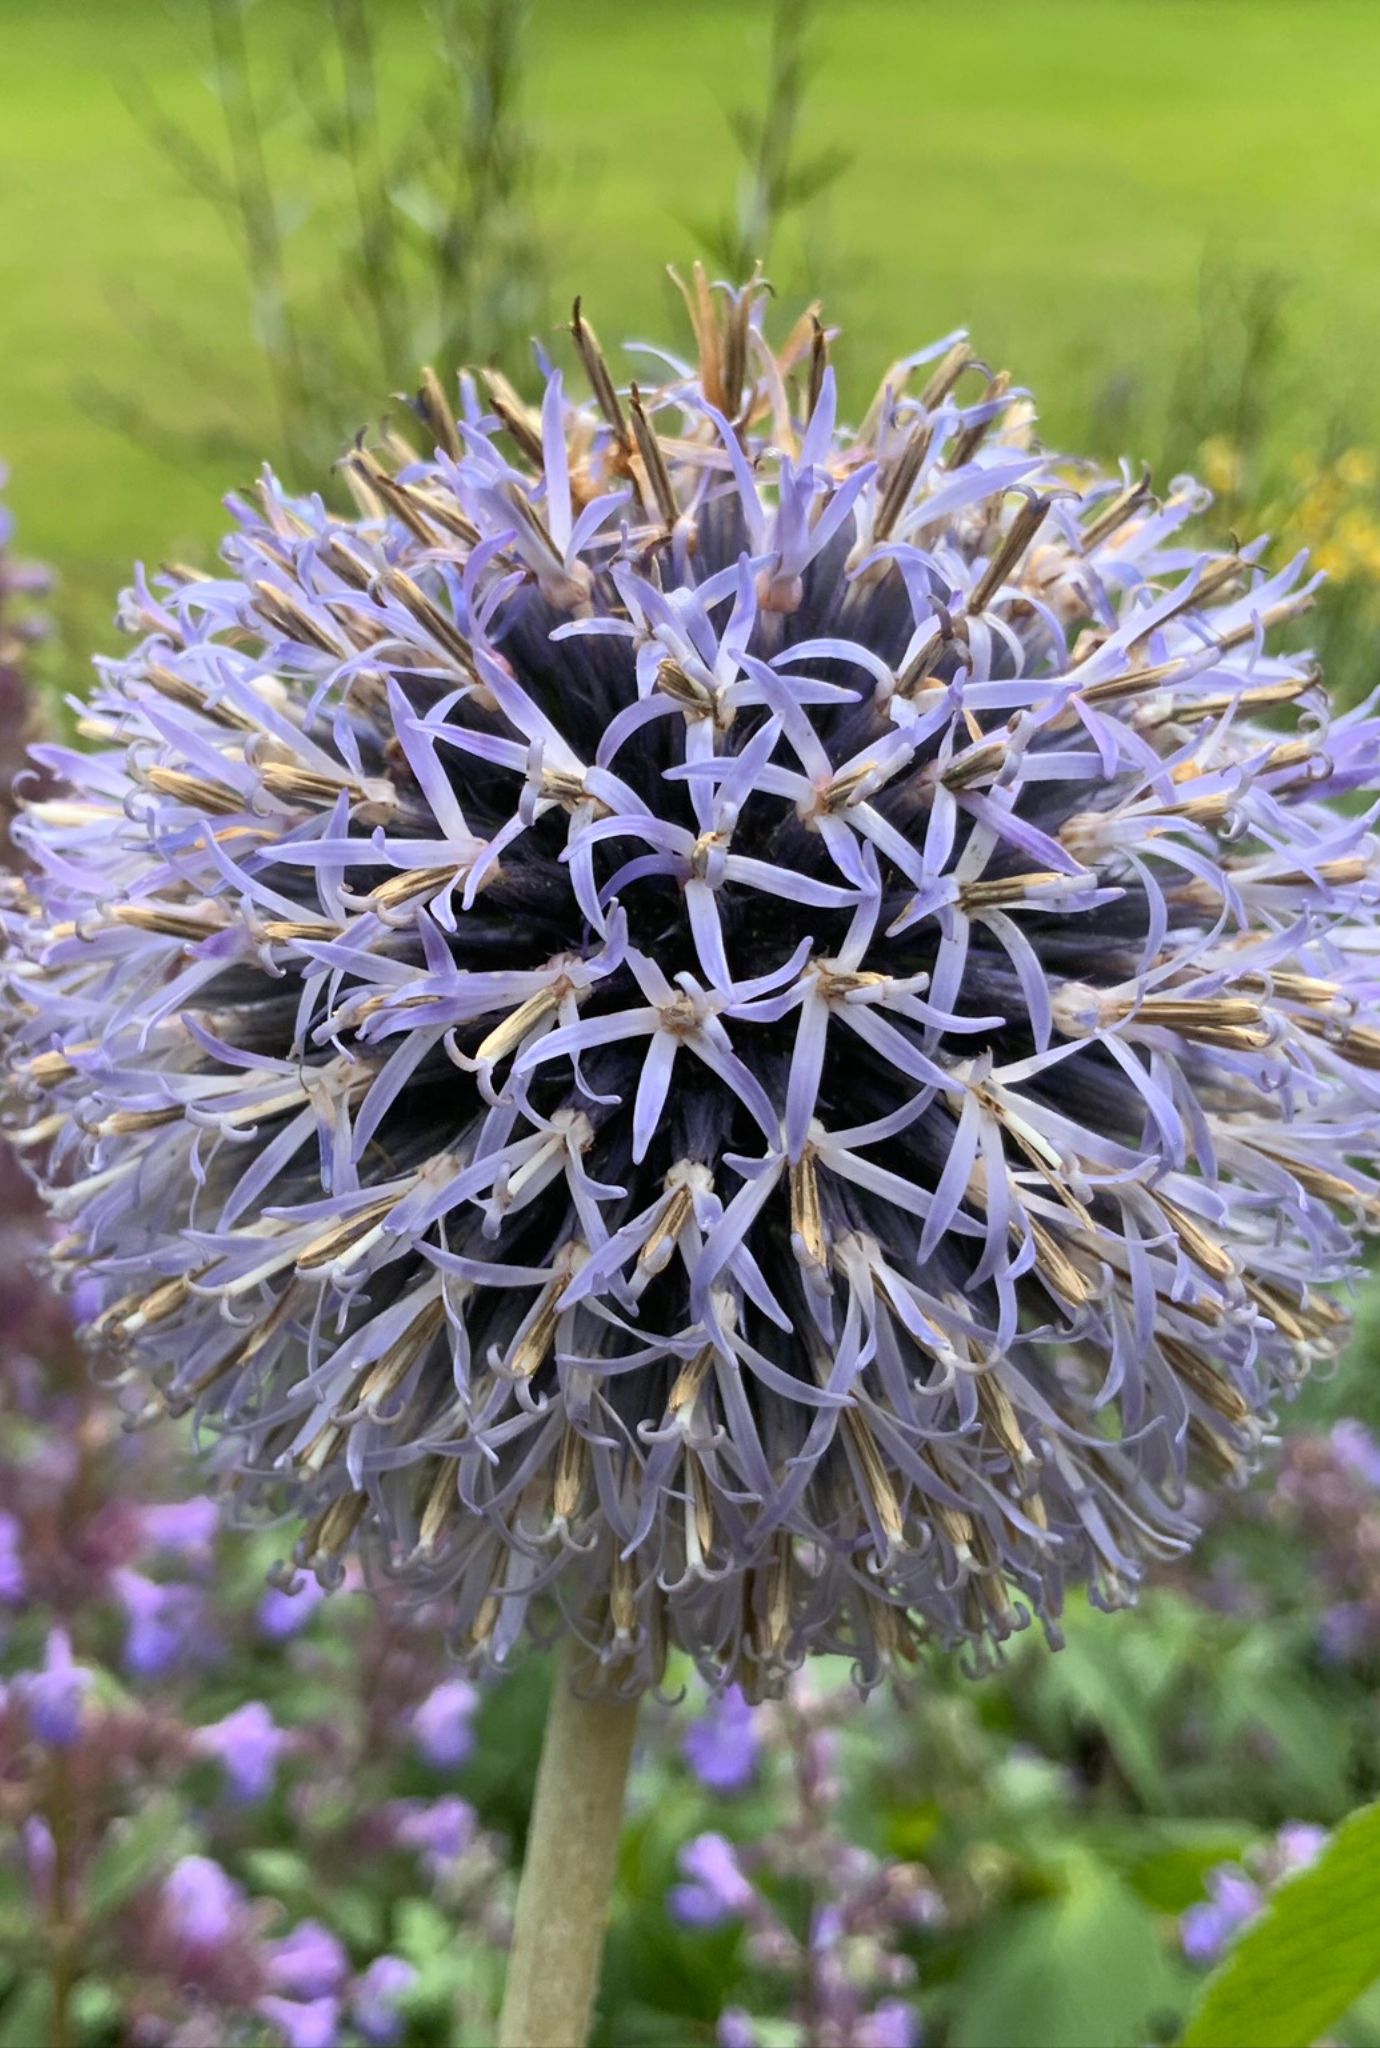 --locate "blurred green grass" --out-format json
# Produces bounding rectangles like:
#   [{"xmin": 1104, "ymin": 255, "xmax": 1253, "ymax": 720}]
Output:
[{"xmin": 4, "ymin": 0, "xmax": 1380, "ymax": 651}]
